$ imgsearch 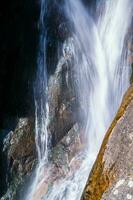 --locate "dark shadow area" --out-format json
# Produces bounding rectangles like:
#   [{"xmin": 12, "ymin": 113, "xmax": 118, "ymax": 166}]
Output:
[{"xmin": 0, "ymin": 0, "xmax": 39, "ymax": 129}]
